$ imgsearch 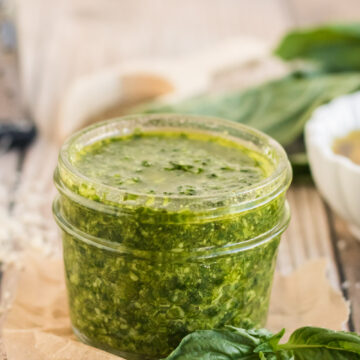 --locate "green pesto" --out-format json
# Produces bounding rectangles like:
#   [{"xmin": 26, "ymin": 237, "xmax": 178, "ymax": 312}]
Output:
[
  {"xmin": 55, "ymin": 129, "xmax": 288, "ymax": 360},
  {"xmin": 72, "ymin": 131, "xmax": 273, "ymax": 197}
]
